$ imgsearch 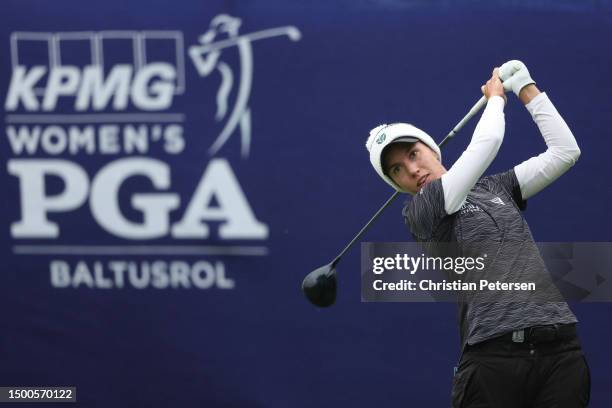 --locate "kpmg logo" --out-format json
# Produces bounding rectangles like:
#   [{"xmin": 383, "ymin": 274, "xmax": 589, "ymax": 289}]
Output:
[{"xmin": 4, "ymin": 16, "xmax": 302, "ymax": 290}]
